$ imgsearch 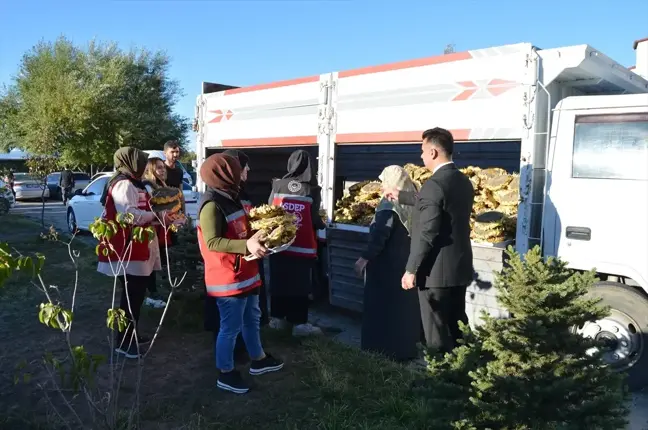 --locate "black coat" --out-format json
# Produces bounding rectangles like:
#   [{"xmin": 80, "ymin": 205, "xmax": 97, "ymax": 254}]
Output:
[
  {"xmin": 404, "ymin": 163, "xmax": 474, "ymax": 288},
  {"xmin": 361, "ymin": 210, "xmax": 420, "ymax": 361}
]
